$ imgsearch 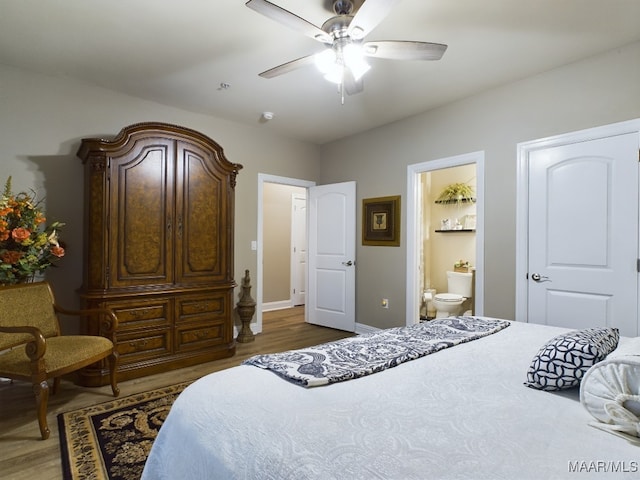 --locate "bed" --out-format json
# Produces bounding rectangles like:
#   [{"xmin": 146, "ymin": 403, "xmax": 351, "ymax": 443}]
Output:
[{"xmin": 141, "ymin": 317, "xmax": 639, "ymax": 479}]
